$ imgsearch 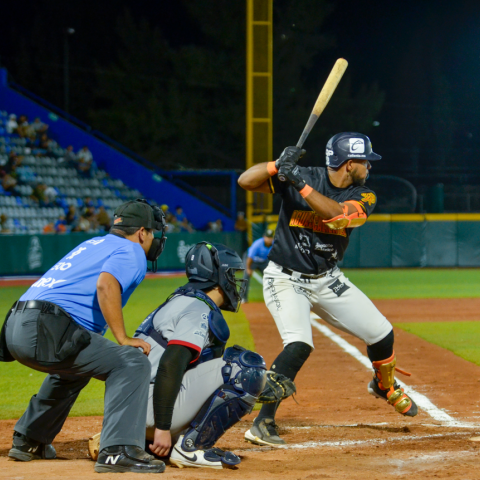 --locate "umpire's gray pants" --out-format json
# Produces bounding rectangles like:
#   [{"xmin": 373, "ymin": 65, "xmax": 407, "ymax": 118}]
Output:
[{"xmin": 5, "ymin": 309, "xmax": 151, "ymax": 451}]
